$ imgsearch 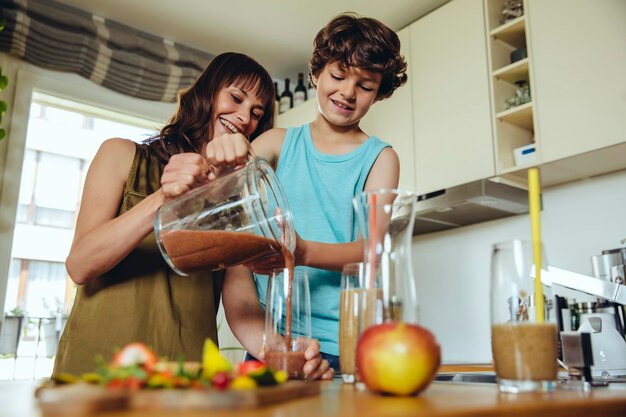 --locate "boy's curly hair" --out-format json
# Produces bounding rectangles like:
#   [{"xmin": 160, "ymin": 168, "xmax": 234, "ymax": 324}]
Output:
[{"xmin": 309, "ymin": 12, "xmax": 408, "ymax": 100}]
